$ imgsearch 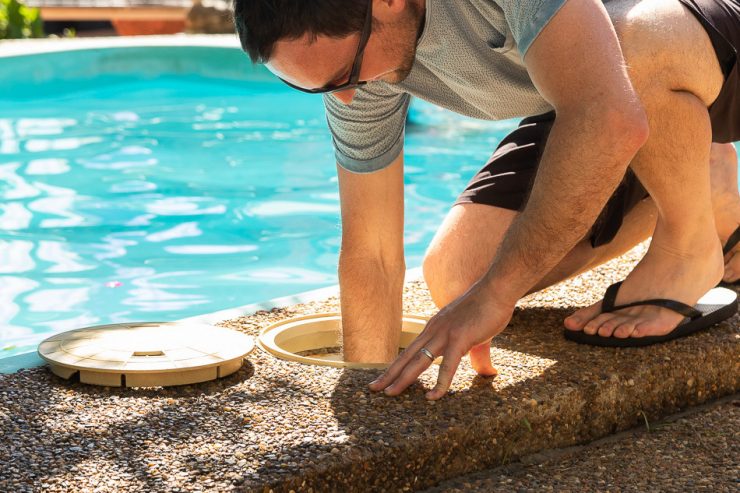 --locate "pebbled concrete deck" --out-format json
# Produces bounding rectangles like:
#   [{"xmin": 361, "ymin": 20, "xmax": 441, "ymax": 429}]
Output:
[
  {"xmin": 423, "ymin": 393, "xmax": 739, "ymax": 492},
  {"xmin": 1, "ymin": 242, "xmax": 738, "ymax": 492}
]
